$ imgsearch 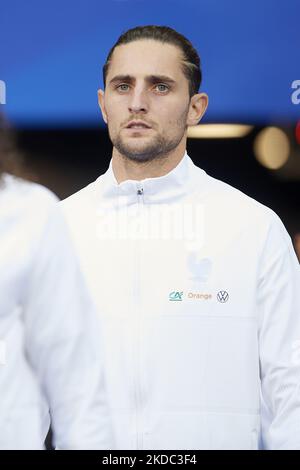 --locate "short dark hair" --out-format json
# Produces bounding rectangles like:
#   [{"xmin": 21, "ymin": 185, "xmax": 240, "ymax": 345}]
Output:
[{"xmin": 102, "ymin": 25, "xmax": 202, "ymax": 97}]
